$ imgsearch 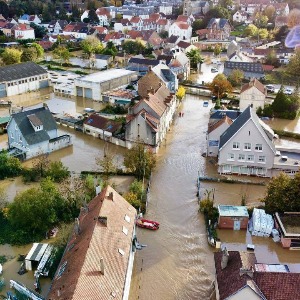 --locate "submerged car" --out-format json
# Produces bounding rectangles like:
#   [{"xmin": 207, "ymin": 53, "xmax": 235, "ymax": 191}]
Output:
[{"xmin": 211, "ymin": 68, "xmax": 218, "ymax": 73}]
